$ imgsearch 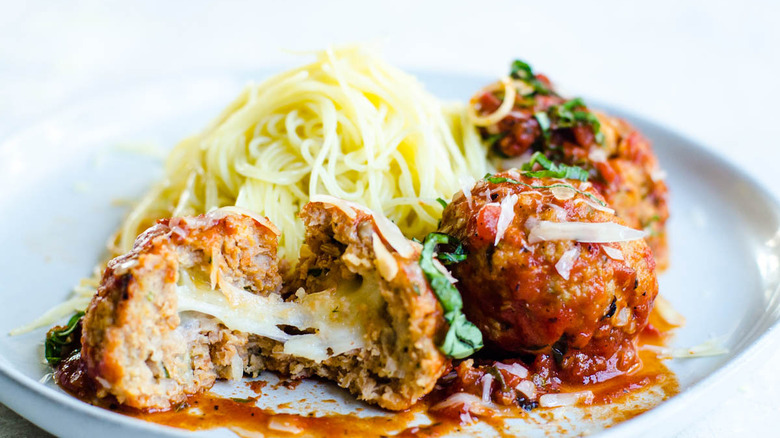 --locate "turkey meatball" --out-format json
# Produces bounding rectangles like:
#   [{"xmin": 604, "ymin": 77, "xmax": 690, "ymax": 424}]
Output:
[
  {"xmin": 469, "ymin": 61, "xmax": 669, "ymax": 269},
  {"xmin": 438, "ymin": 172, "xmax": 658, "ymax": 383}
]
